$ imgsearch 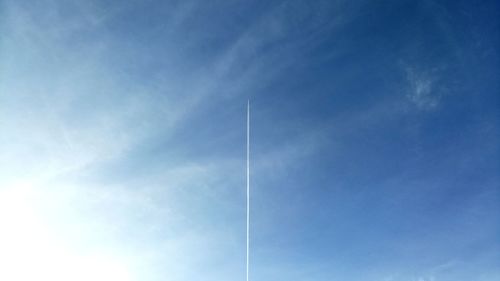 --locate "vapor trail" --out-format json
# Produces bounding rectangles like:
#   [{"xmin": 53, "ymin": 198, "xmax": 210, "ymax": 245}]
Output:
[{"xmin": 246, "ymin": 100, "xmax": 250, "ymax": 281}]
